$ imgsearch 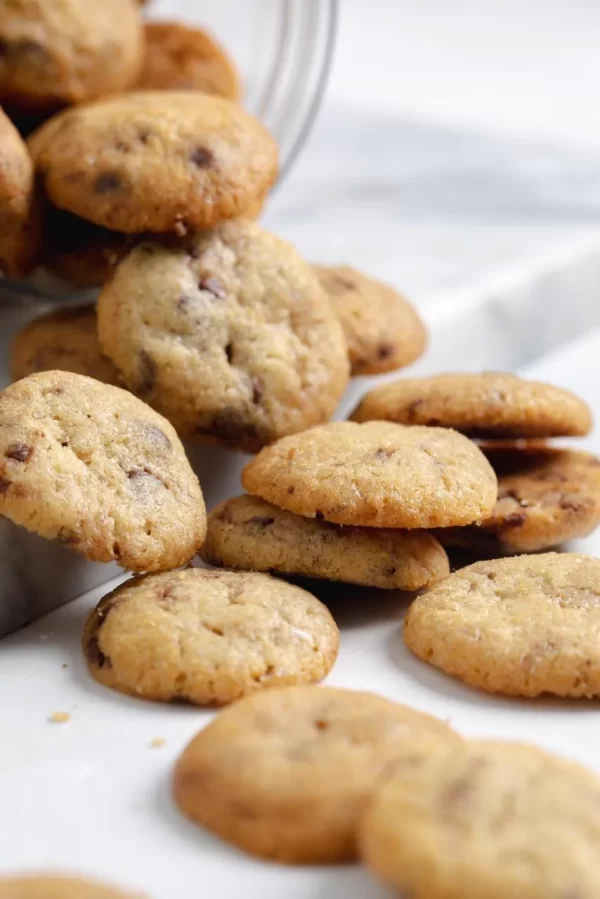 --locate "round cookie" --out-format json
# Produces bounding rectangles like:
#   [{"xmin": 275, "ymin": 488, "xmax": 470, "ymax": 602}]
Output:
[
  {"xmin": 173, "ymin": 685, "xmax": 459, "ymax": 863},
  {"xmin": 0, "ymin": 876, "xmax": 144, "ymax": 899},
  {"xmin": 360, "ymin": 740, "xmax": 600, "ymax": 899},
  {"xmin": 97, "ymin": 222, "xmax": 349, "ymax": 451},
  {"xmin": 0, "ymin": 371, "xmax": 206, "ymax": 571},
  {"xmin": 0, "ymin": 0, "xmax": 143, "ymax": 113},
  {"xmin": 351, "ymin": 371, "xmax": 593, "ymax": 438},
  {"xmin": 436, "ymin": 446, "xmax": 600, "ymax": 555},
  {"xmin": 242, "ymin": 421, "xmax": 497, "ymax": 528},
  {"xmin": 83, "ymin": 568, "xmax": 339, "ymax": 705},
  {"xmin": 43, "ymin": 209, "xmax": 132, "ymax": 289},
  {"xmin": 404, "ymin": 553, "xmax": 600, "ymax": 697},
  {"xmin": 28, "ymin": 91, "xmax": 279, "ymax": 233},
  {"xmin": 202, "ymin": 494, "xmax": 450, "ymax": 590},
  {"xmin": 137, "ymin": 22, "xmax": 240, "ymax": 100},
  {"xmin": 11, "ymin": 304, "xmax": 121, "ymax": 385},
  {"xmin": 315, "ymin": 265, "xmax": 428, "ymax": 376},
  {"xmin": 0, "ymin": 107, "xmax": 42, "ymax": 277}
]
